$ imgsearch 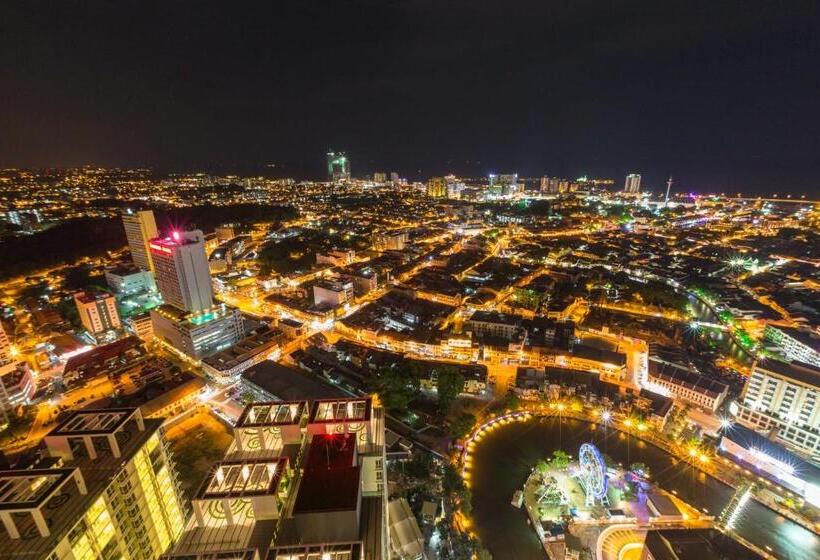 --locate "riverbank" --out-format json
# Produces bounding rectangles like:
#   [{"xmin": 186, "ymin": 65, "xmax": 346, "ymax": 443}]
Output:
[
  {"xmin": 462, "ymin": 406, "xmax": 819, "ymax": 535},
  {"xmin": 460, "ymin": 412, "xmax": 820, "ymax": 559}
]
